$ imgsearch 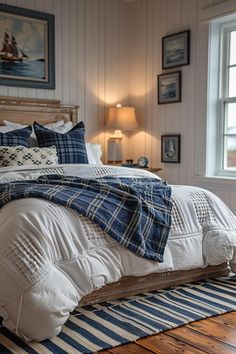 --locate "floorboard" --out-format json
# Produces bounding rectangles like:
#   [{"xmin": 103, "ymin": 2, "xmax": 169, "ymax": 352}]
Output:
[
  {"xmin": 168, "ymin": 325, "xmax": 236, "ymax": 354},
  {"xmin": 187, "ymin": 317, "xmax": 236, "ymax": 347},
  {"xmin": 100, "ymin": 311, "xmax": 236, "ymax": 354},
  {"xmin": 138, "ymin": 333, "xmax": 205, "ymax": 354}
]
